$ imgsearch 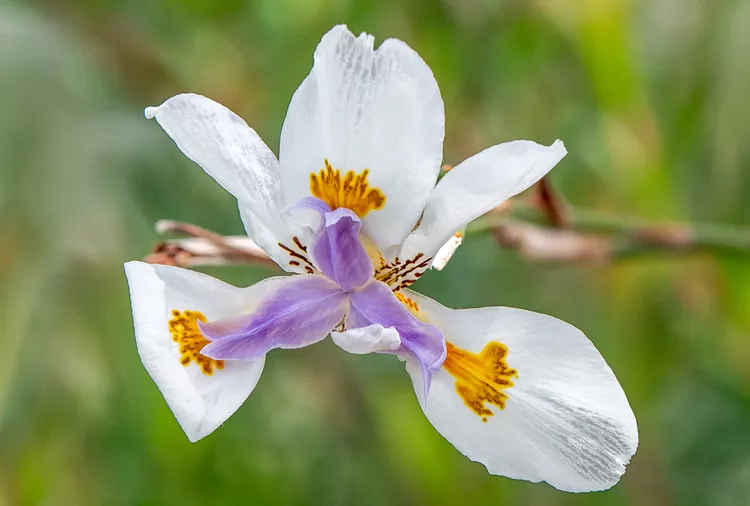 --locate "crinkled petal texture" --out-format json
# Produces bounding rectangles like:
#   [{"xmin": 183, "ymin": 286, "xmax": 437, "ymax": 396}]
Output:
[
  {"xmin": 279, "ymin": 24, "xmax": 445, "ymax": 255},
  {"xmin": 145, "ymin": 94, "xmax": 308, "ymax": 272},
  {"xmin": 401, "ymin": 140, "xmax": 567, "ymax": 261},
  {"xmin": 347, "ymin": 282, "xmax": 445, "ymax": 392},
  {"xmin": 308, "ymin": 206, "xmax": 373, "ymax": 291},
  {"xmin": 200, "ymin": 275, "xmax": 348, "ymax": 361},
  {"xmin": 404, "ymin": 291, "xmax": 638, "ymax": 493},
  {"xmin": 124, "ymin": 261, "xmax": 290, "ymax": 442},
  {"xmin": 331, "ymin": 324, "xmax": 401, "ymax": 355}
]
